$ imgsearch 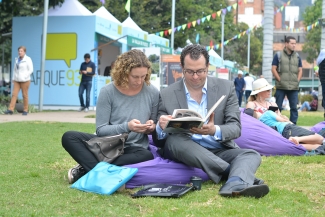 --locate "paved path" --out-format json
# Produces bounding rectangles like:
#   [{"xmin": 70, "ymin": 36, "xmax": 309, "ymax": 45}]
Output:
[{"xmin": 0, "ymin": 111, "xmax": 96, "ymax": 124}]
